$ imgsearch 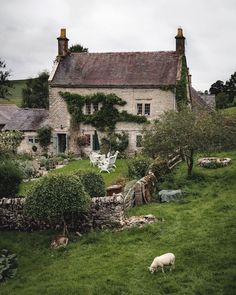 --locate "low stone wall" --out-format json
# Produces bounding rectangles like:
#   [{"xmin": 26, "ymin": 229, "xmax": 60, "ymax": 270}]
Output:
[{"xmin": 0, "ymin": 194, "xmax": 125, "ymax": 232}]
